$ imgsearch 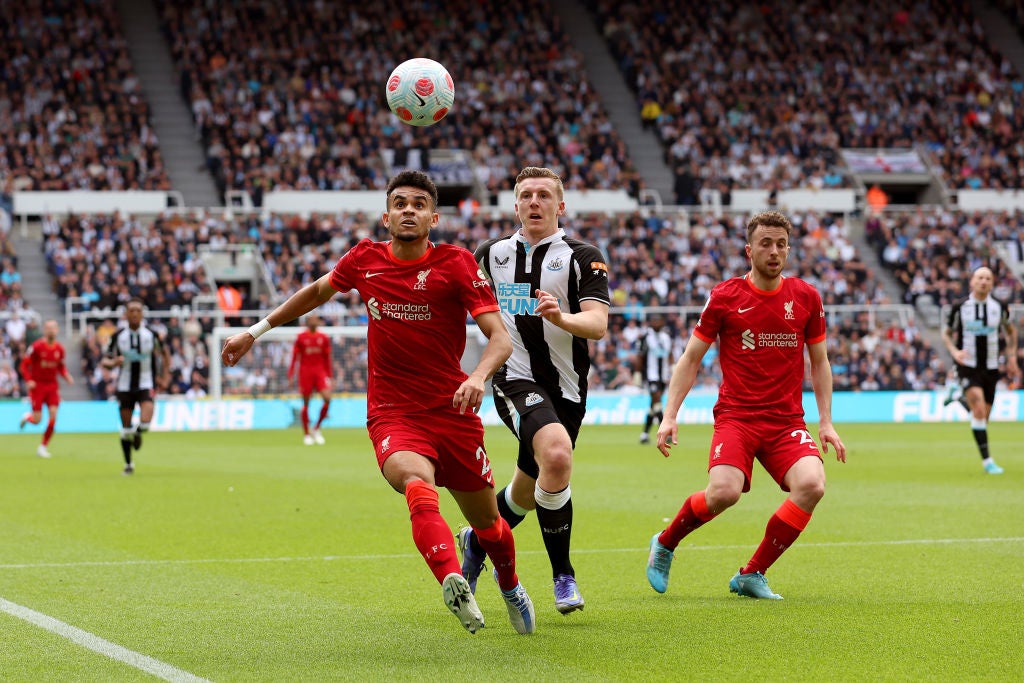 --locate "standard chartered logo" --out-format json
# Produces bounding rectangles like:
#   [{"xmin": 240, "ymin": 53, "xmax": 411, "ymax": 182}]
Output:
[
  {"xmin": 366, "ymin": 296, "xmax": 432, "ymax": 321},
  {"xmin": 742, "ymin": 329, "xmax": 798, "ymax": 350}
]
